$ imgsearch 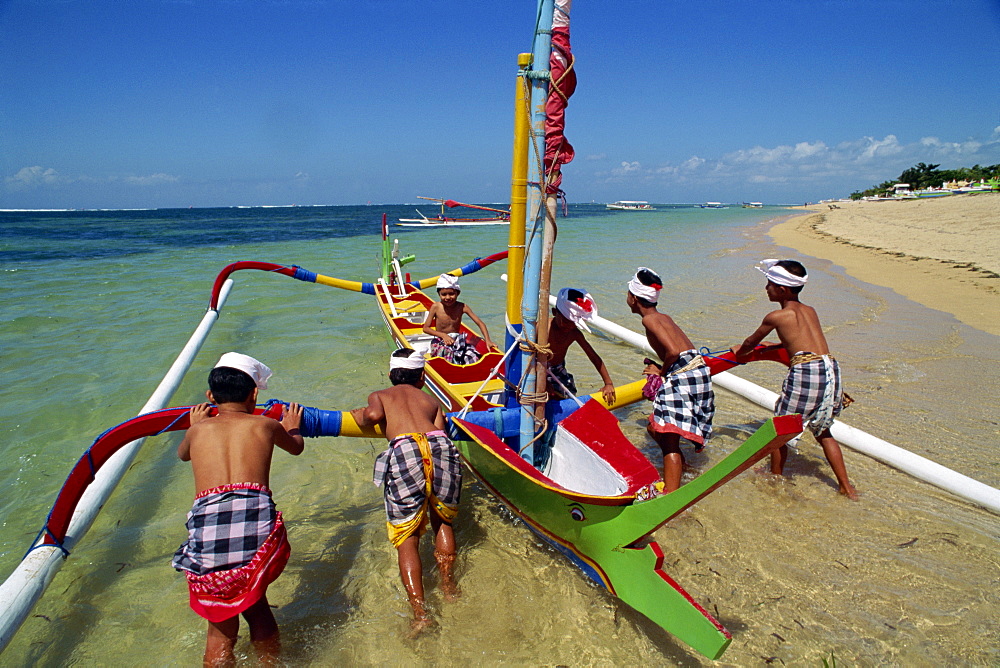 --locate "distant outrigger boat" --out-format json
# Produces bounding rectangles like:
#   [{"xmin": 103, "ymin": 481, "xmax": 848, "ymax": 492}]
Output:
[
  {"xmin": 606, "ymin": 200, "xmax": 655, "ymax": 210},
  {"xmin": 699, "ymin": 201, "xmax": 728, "ymax": 208},
  {"xmin": 396, "ymin": 196, "xmax": 510, "ymax": 226},
  {"xmin": 742, "ymin": 201, "xmax": 763, "ymax": 208}
]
